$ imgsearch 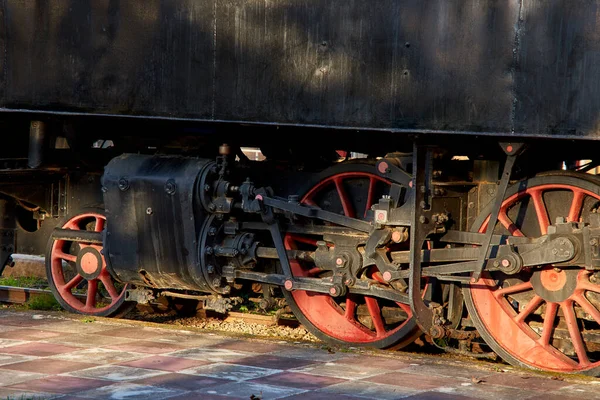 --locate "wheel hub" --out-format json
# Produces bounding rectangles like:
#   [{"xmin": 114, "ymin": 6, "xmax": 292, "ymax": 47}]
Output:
[
  {"xmin": 76, "ymin": 247, "xmax": 103, "ymax": 280},
  {"xmin": 531, "ymin": 266, "xmax": 579, "ymax": 302}
]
